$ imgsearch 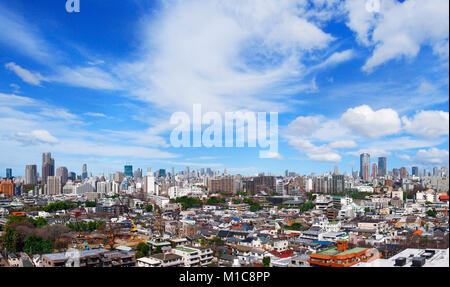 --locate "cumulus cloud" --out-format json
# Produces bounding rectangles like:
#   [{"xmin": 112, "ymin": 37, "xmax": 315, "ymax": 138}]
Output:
[
  {"xmin": 399, "ymin": 148, "xmax": 450, "ymax": 165},
  {"xmin": 119, "ymin": 0, "xmax": 336, "ymax": 113},
  {"xmin": 288, "ymin": 138, "xmax": 341, "ymax": 162},
  {"xmin": 345, "ymin": 0, "xmax": 449, "ymax": 71},
  {"xmin": 340, "ymin": 105, "xmax": 401, "ymax": 138},
  {"xmin": 12, "ymin": 129, "xmax": 58, "ymax": 145},
  {"xmin": 402, "ymin": 110, "xmax": 449, "ymax": 138}
]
